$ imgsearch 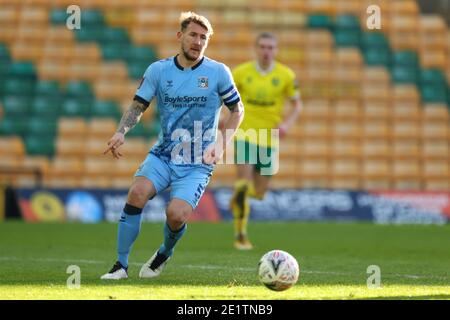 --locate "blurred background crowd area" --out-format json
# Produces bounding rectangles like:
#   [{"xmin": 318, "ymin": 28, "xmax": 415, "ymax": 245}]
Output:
[{"xmin": 0, "ymin": 0, "xmax": 449, "ymax": 191}]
